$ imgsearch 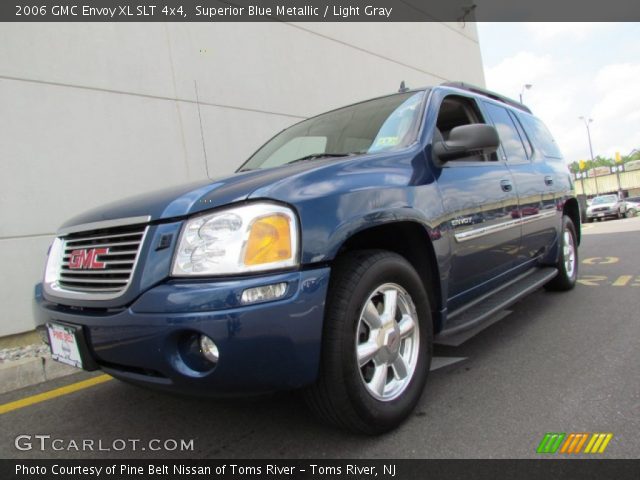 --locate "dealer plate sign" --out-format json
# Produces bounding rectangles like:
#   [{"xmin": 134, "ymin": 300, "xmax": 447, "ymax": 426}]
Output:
[{"xmin": 47, "ymin": 322, "xmax": 83, "ymax": 369}]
